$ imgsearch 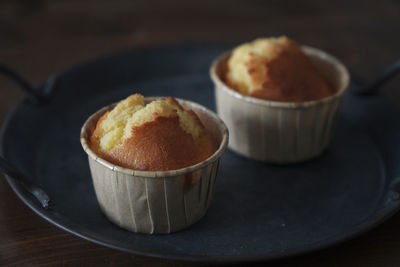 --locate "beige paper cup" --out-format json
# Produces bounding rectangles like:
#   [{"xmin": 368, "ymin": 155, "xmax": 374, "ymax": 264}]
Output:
[
  {"xmin": 80, "ymin": 97, "xmax": 228, "ymax": 234},
  {"xmin": 210, "ymin": 46, "xmax": 349, "ymax": 163}
]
